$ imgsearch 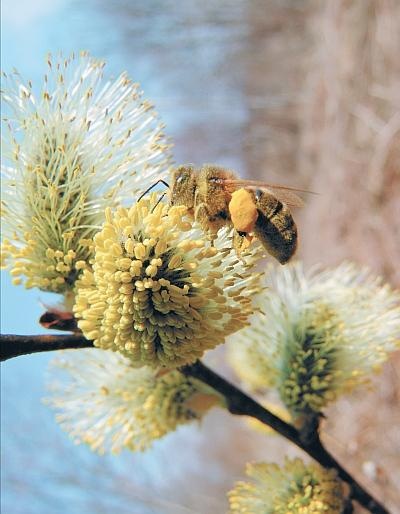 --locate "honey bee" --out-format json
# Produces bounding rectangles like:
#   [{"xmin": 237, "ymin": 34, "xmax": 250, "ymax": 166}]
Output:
[{"xmin": 169, "ymin": 164, "xmax": 305, "ymax": 264}]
